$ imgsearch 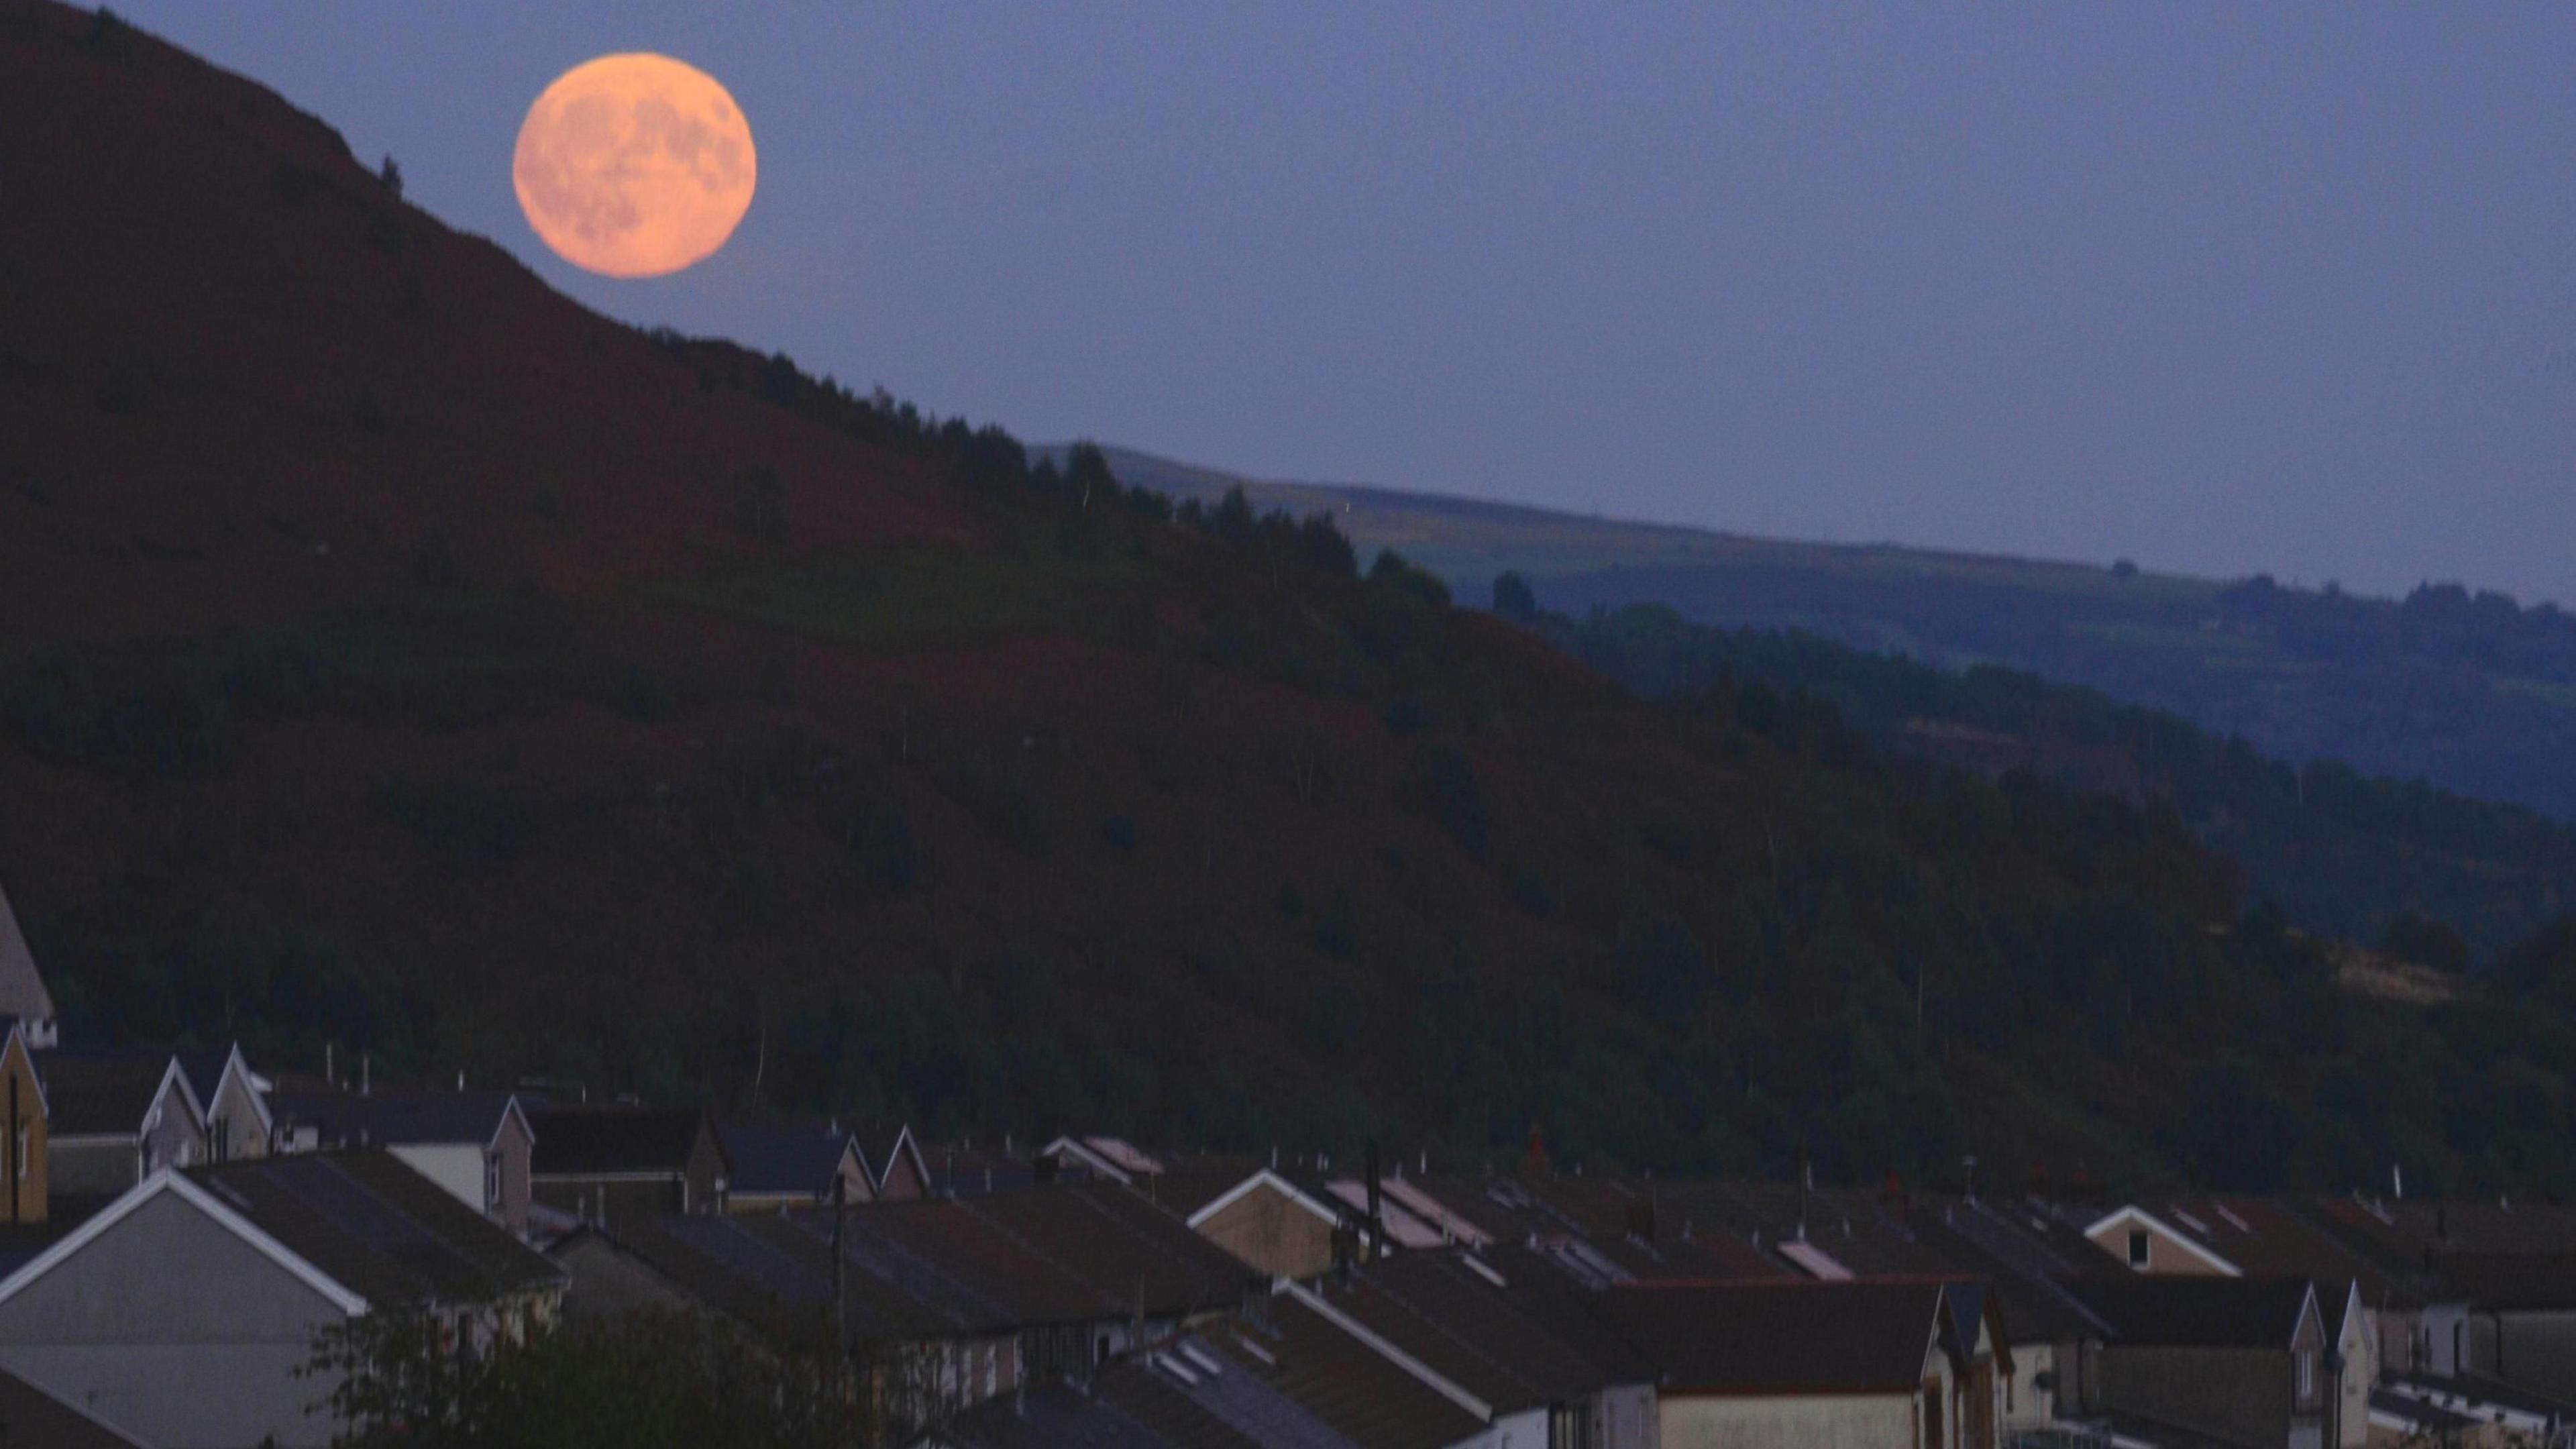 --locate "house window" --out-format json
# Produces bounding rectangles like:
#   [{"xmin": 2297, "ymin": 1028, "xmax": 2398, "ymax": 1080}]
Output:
[
  {"xmin": 2296, "ymin": 1350, "xmax": 2316, "ymax": 1404},
  {"xmin": 2127, "ymin": 1229, "xmax": 2149, "ymax": 1267},
  {"xmin": 484, "ymin": 1150, "xmax": 503, "ymax": 1212}
]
